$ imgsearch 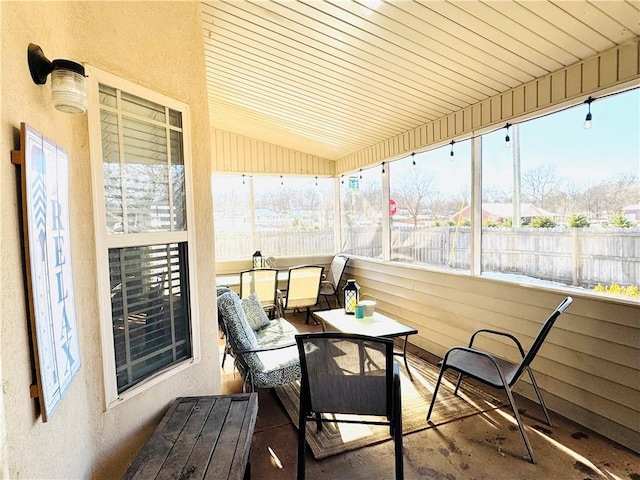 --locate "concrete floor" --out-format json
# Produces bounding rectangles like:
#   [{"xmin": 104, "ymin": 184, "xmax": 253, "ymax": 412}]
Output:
[{"xmin": 220, "ymin": 310, "xmax": 639, "ymax": 480}]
